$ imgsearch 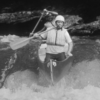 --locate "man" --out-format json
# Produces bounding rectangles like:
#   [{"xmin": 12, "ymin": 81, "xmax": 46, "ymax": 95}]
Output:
[{"xmin": 33, "ymin": 15, "xmax": 73, "ymax": 62}]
